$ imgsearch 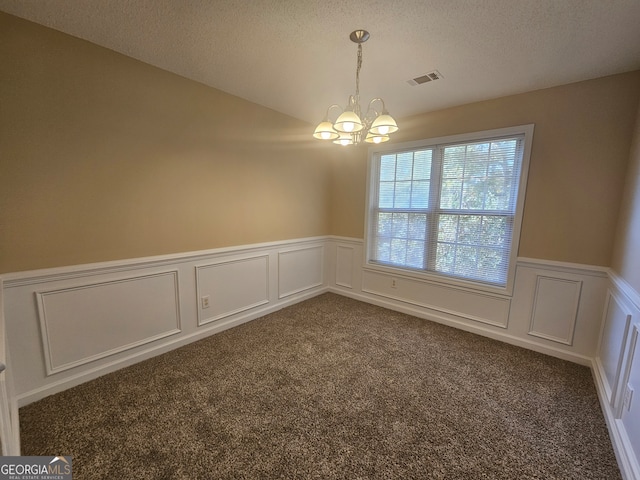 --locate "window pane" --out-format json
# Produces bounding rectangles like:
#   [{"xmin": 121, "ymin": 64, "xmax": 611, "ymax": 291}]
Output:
[
  {"xmin": 461, "ymin": 179, "xmax": 485, "ymax": 210},
  {"xmin": 466, "ymin": 158, "xmax": 487, "ymax": 178},
  {"xmin": 376, "ymin": 238, "xmax": 391, "ymax": 262},
  {"xmin": 377, "ymin": 212, "xmax": 393, "ymax": 236},
  {"xmin": 436, "ymin": 243, "xmax": 454, "ymax": 273},
  {"xmin": 485, "ymin": 177, "xmax": 513, "ymax": 210},
  {"xmin": 411, "ymin": 181, "xmax": 429, "ymax": 208},
  {"xmin": 488, "ymin": 162, "xmax": 509, "ymax": 177},
  {"xmin": 442, "ymin": 140, "xmax": 520, "ymax": 213},
  {"xmin": 408, "ymin": 213, "xmax": 427, "ymax": 240},
  {"xmin": 407, "ymin": 240, "xmax": 425, "ymax": 268},
  {"xmin": 394, "ymin": 181, "xmax": 412, "ymax": 208},
  {"xmin": 443, "ymin": 146, "xmax": 465, "ymax": 178},
  {"xmin": 480, "ymin": 216, "xmax": 509, "ymax": 246},
  {"xmin": 396, "ymin": 153, "xmax": 413, "ymax": 181},
  {"xmin": 477, "ymin": 247, "xmax": 506, "ymax": 283},
  {"xmin": 435, "ymin": 214, "xmax": 510, "ymax": 284},
  {"xmin": 467, "ymin": 143, "xmax": 489, "ymax": 161},
  {"xmin": 390, "ymin": 238, "xmax": 406, "ymax": 264},
  {"xmin": 379, "ymin": 182, "xmax": 395, "ymax": 208},
  {"xmin": 457, "ymin": 215, "xmax": 482, "ymax": 245},
  {"xmin": 413, "ymin": 151, "xmax": 432, "ymax": 180},
  {"xmin": 438, "ymin": 215, "xmax": 458, "ymax": 243},
  {"xmin": 455, "ymin": 245, "xmax": 478, "ymax": 277},
  {"xmin": 490, "ymin": 140, "xmax": 517, "ymax": 166},
  {"xmin": 391, "ymin": 213, "xmax": 408, "ymax": 237},
  {"xmin": 380, "ymin": 155, "xmax": 396, "ymax": 181},
  {"xmin": 441, "ymin": 179, "xmax": 462, "ymax": 209}
]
